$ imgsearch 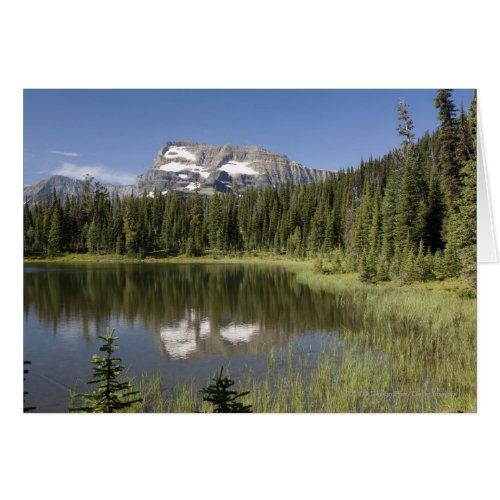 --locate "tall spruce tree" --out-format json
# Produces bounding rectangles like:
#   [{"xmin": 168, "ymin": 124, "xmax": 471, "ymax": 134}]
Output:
[
  {"xmin": 397, "ymin": 99, "xmax": 415, "ymax": 149},
  {"xmin": 86, "ymin": 218, "xmax": 98, "ymax": 253},
  {"xmin": 455, "ymin": 158, "xmax": 476, "ymax": 286},
  {"xmin": 380, "ymin": 172, "xmax": 398, "ymax": 263},
  {"xmin": 434, "ymin": 89, "xmax": 460, "ymax": 201},
  {"xmin": 395, "ymin": 145, "xmax": 426, "ymax": 249},
  {"xmin": 47, "ymin": 204, "xmax": 63, "ymax": 255},
  {"xmin": 368, "ymin": 185, "xmax": 381, "ymax": 263},
  {"xmin": 187, "ymin": 191, "xmax": 204, "ymax": 255},
  {"xmin": 208, "ymin": 191, "xmax": 223, "ymax": 251},
  {"xmin": 425, "ymin": 170, "xmax": 445, "ymax": 252},
  {"xmin": 351, "ymin": 181, "xmax": 372, "ymax": 263}
]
